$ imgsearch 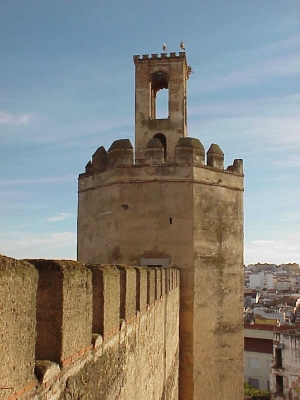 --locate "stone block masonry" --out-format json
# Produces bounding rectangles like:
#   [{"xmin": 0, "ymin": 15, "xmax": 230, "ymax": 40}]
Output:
[
  {"xmin": 29, "ymin": 259, "xmax": 93, "ymax": 366},
  {"xmin": 0, "ymin": 255, "xmax": 179, "ymax": 400},
  {"xmin": 0, "ymin": 256, "xmax": 38, "ymax": 400}
]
